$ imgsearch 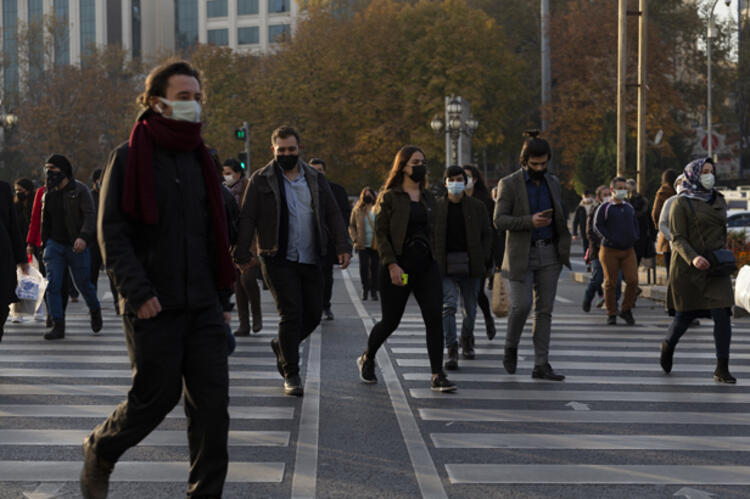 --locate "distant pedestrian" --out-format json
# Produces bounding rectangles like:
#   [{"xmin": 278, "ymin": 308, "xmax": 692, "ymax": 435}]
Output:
[
  {"xmin": 657, "ymin": 174, "xmax": 687, "ymax": 279},
  {"xmin": 435, "ymin": 165, "xmax": 492, "ymax": 370},
  {"xmin": 309, "ymin": 157, "xmax": 350, "ymax": 320},
  {"xmin": 582, "ymin": 185, "xmax": 609, "ymax": 311},
  {"xmin": 357, "ymin": 145, "xmax": 456, "ymax": 392},
  {"xmin": 494, "ymin": 131, "xmax": 571, "ymax": 381},
  {"xmin": 349, "ymin": 186, "xmax": 380, "ymax": 301},
  {"xmin": 627, "ymin": 178, "xmax": 655, "ymax": 266},
  {"xmin": 594, "ymin": 176, "xmax": 639, "ymax": 326},
  {"xmin": 0, "ymin": 180, "xmax": 29, "ymax": 341},
  {"xmin": 81, "ymin": 60, "xmax": 235, "ymax": 498},
  {"xmin": 223, "ymin": 158, "xmax": 263, "ymax": 334},
  {"xmin": 661, "ymin": 158, "xmax": 736, "ymax": 383},
  {"xmin": 41, "ymin": 154, "xmax": 102, "ymax": 340},
  {"xmin": 652, "ymin": 169, "xmax": 678, "ymax": 277},
  {"xmin": 9, "ymin": 178, "xmax": 35, "ymax": 322},
  {"xmin": 89, "ymin": 168, "xmax": 119, "ymax": 316},
  {"xmin": 572, "ymin": 189, "xmax": 595, "ymax": 258},
  {"xmin": 234, "ymin": 127, "xmax": 351, "ymax": 397}
]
